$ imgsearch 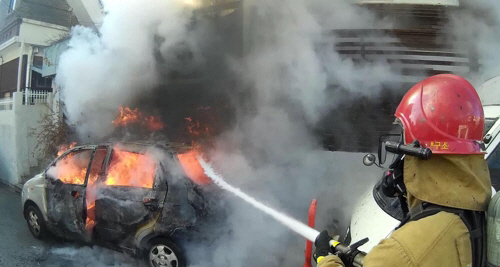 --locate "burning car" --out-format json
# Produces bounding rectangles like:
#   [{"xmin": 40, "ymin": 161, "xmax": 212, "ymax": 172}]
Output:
[{"xmin": 21, "ymin": 141, "xmax": 207, "ymax": 267}]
